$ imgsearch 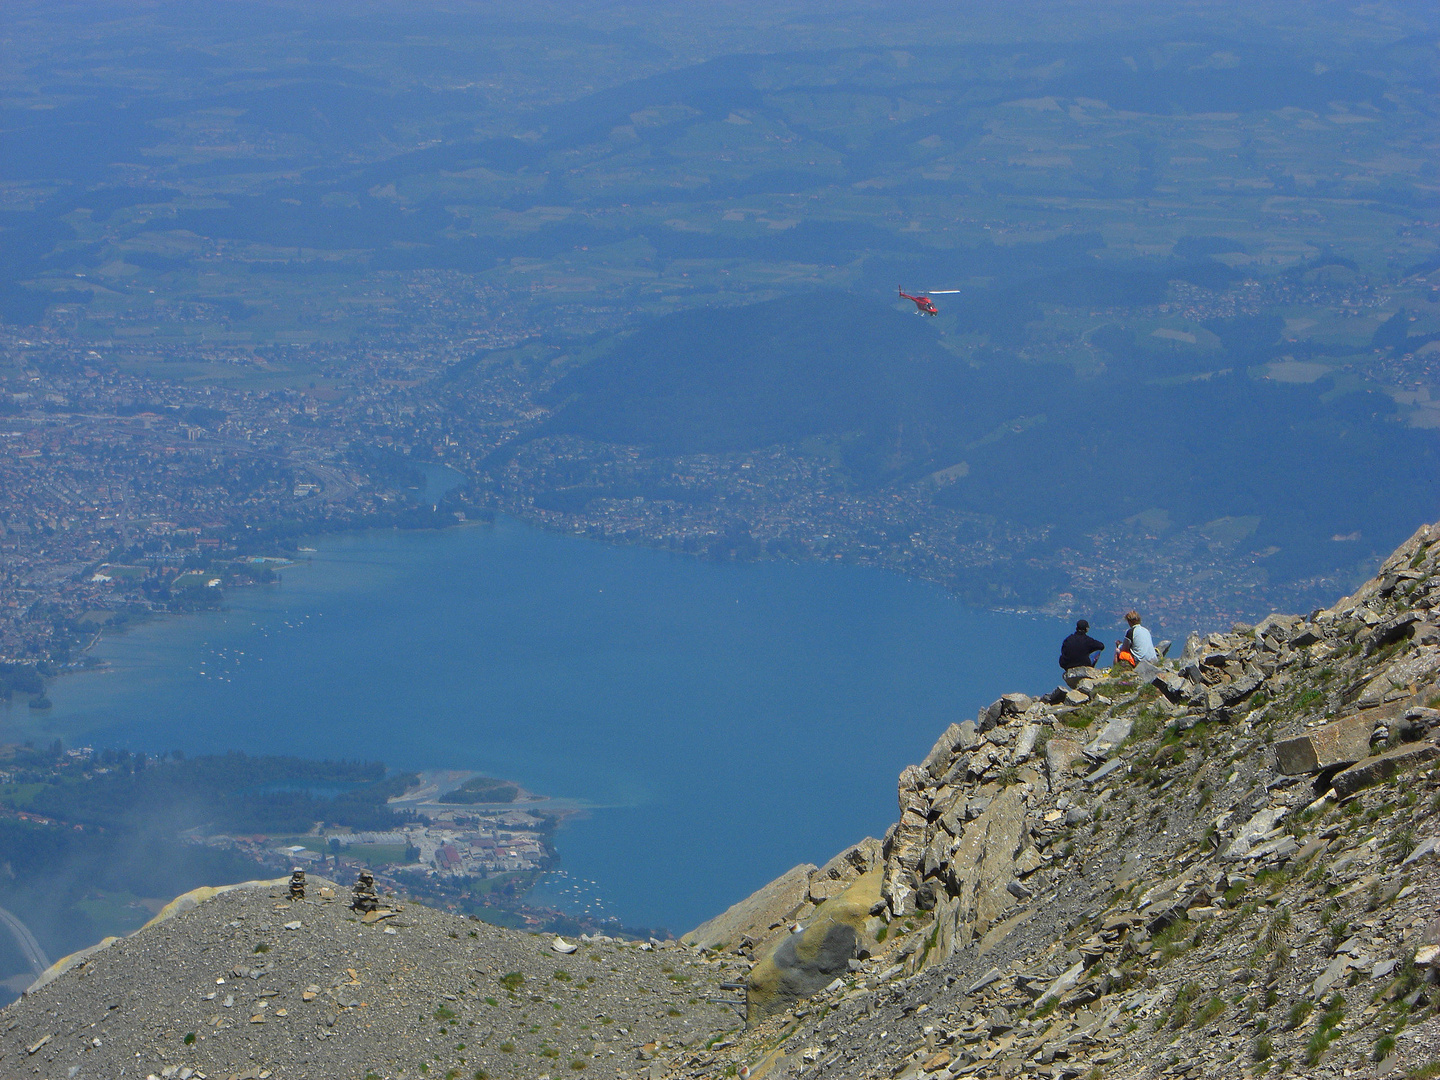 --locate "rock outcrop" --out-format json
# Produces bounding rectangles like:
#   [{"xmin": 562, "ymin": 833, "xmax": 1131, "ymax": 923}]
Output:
[
  {"xmin": 746, "ymin": 870, "xmax": 883, "ymax": 1023},
  {"xmin": 682, "ymin": 862, "xmax": 816, "ymax": 953},
  {"xmin": 681, "ymin": 838, "xmax": 882, "ymax": 959},
  {"xmin": 674, "ymin": 519, "xmax": 1440, "ymax": 1080}
]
